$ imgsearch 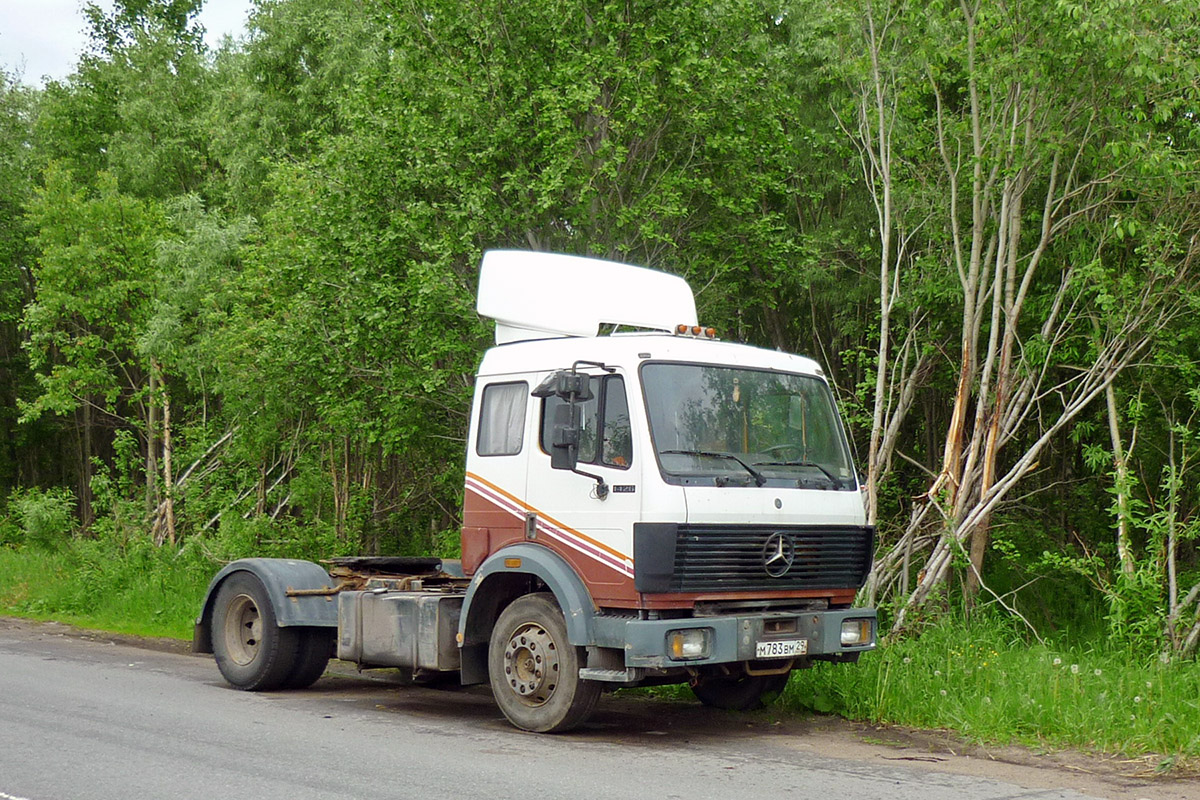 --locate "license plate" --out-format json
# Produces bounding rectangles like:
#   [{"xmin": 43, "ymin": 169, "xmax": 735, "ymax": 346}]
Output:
[{"xmin": 755, "ymin": 638, "xmax": 808, "ymax": 659}]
